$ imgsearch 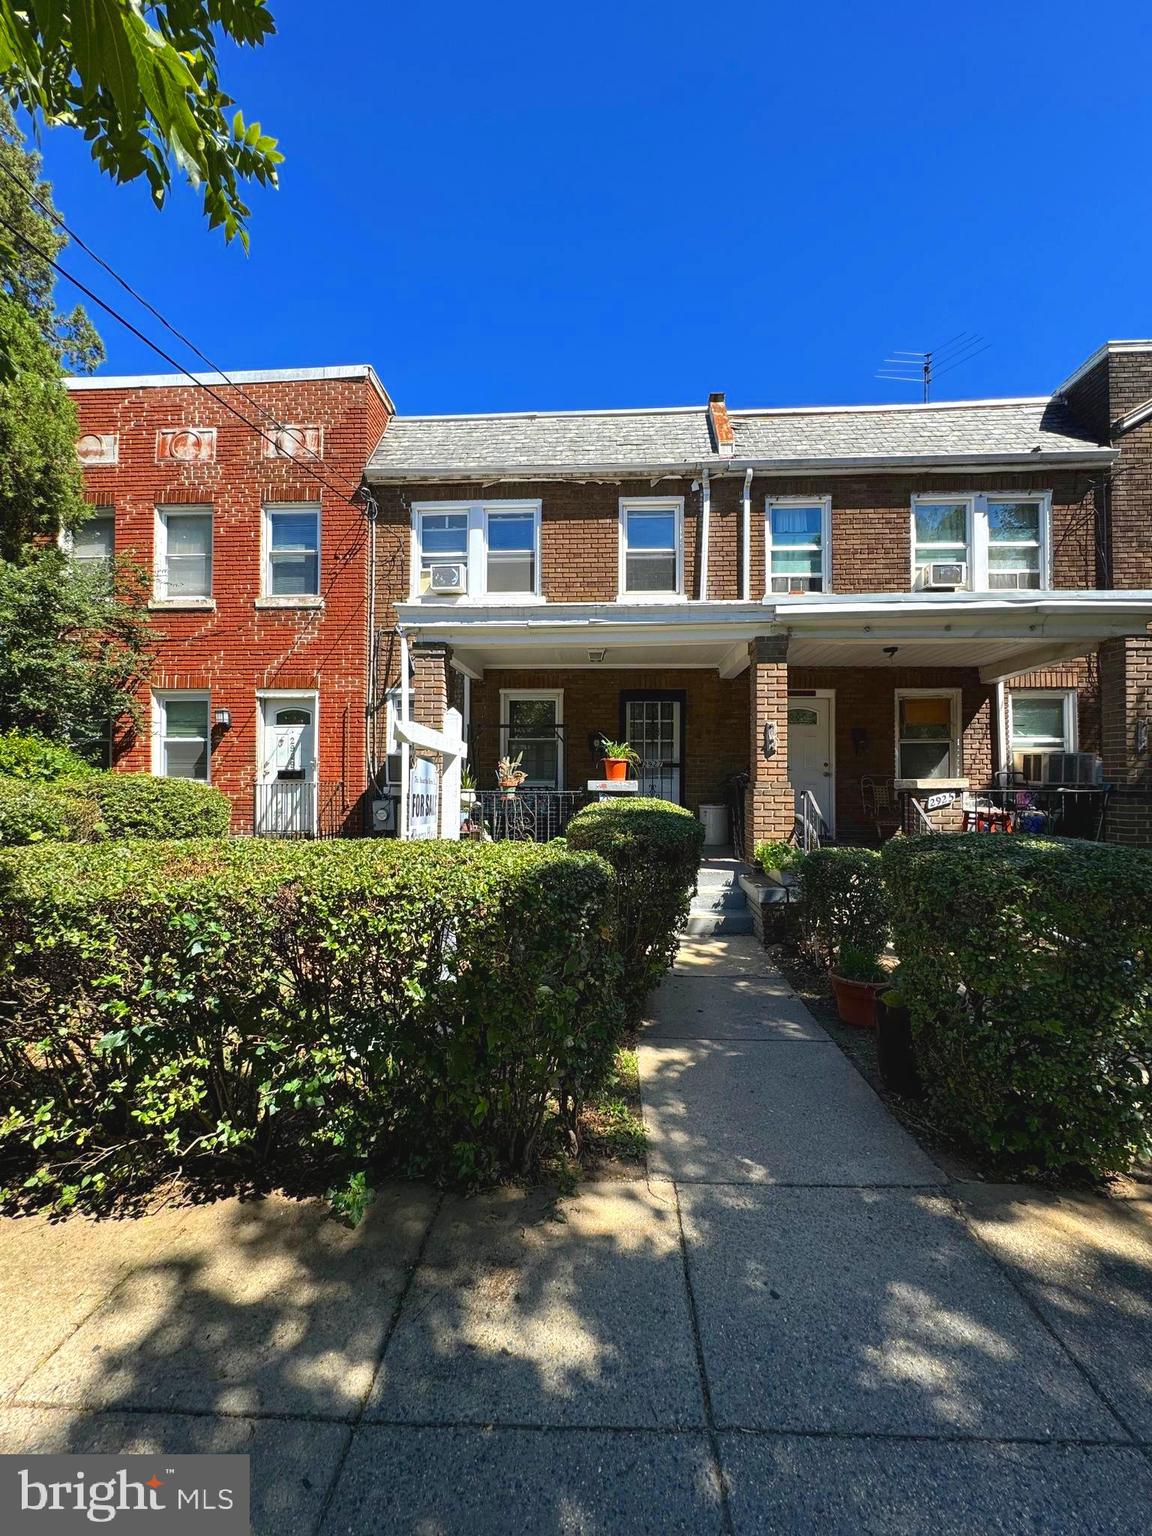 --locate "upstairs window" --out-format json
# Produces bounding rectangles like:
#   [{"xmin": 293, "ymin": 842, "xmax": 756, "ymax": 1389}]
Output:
[
  {"xmin": 412, "ymin": 502, "xmax": 541, "ymax": 599},
  {"xmin": 154, "ymin": 694, "xmax": 210, "ymax": 780},
  {"xmin": 911, "ymin": 494, "xmax": 1049, "ymax": 591},
  {"xmin": 619, "ymin": 499, "xmax": 682, "ymax": 597},
  {"xmin": 766, "ymin": 499, "xmax": 830, "ymax": 594},
  {"xmin": 156, "ymin": 507, "xmax": 212, "ymax": 599},
  {"xmin": 265, "ymin": 505, "xmax": 320, "ymax": 597},
  {"xmin": 71, "ymin": 510, "xmax": 115, "ymax": 567}
]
